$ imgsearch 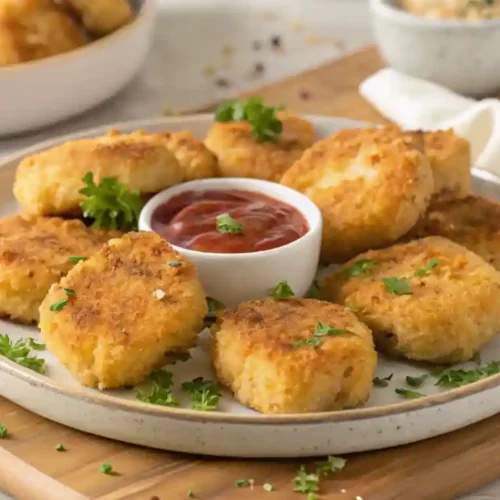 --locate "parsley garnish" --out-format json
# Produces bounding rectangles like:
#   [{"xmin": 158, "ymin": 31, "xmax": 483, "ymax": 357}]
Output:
[
  {"xmin": 216, "ymin": 213, "xmax": 243, "ymax": 234},
  {"xmin": 395, "ymin": 388, "xmax": 425, "ymax": 399},
  {"xmin": 0, "ymin": 424, "xmax": 7, "ymax": 438},
  {"xmin": 49, "ymin": 299, "xmax": 68, "ymax": 312},
  {"xmin": 68, "ymin": 256, "xmax": 87, "ymax": 263},
  {"xmin": 307, "ymin": 494, "xmax": 318, "ymax": 500},
  {"xmin": 315, "ymin": 456, "xmax": 346, "ymax": 477},
  {"xmin": 207, "ymin": 297, "xmax": 225, "ymax": 313},
  {"xmin": 28, "ymin": 339, "xmax": 46, "ymax": 351},
  {"xmin": 269, "ymin": 281, "xmax": 294, "ymax": 300},
  {"xmin": 434, "ymin": 361, "xmax": 500, "ymax": 388},
  {"xmin": 292, "ymin": 466, "xmax": 320, "ymax": 494},
  {"xmin": 99, "ymin": 463, "xmax": 113, "ymax": 475},
  {"xmin": 63, "ymin": 288, "xmax": 75, "ymax": 296},
  {"xmin": 187, "ymin": 490, "xmax": 195, "ymax": 498},
  {"xmin": 294, "ymin": 322, "xmax": 347, "ymax": 347},
  {"xmin": 167, "ymin": 260, "xmax": 182, "ymax": 267},
  {"xmin": 235, "ymin": 479, "xmax": 251, "ymax": 488},
  {"xmin": 0, "ymin": 334, "xmax": 46, "ymax": 373},
  {"xmin": 79, "ymin": 172, "xmax": 143, "ymax": 231},
  {"xmin": 181, "ymin": 377, "xmax": 222, "ymax": 411},
  {"xmin": 382, "ymin": 277, "xmax": 413, "ymax": 295},
  {"xmin": 373, "ymin": 373, "xmax": 393, "ymax": 387},
  {"xmin": 414, "ymin": 258, "xmax": 439, "ymax": 277},
  {"xmin": 406, "ymin": 374, "xmax": 428, "ymax": 388},
  {"xmin": 306, "ymin": 280, "xmax": 321, "ymax": 299},
  {"xmin": 215, "ymin": 97, "xmax": 283, "ymax": 142},
  {"xmin": 342, "ymin": 259, "xmax": 375, "ymax": 278},
  {"xmin": 263, "ymin": 483, "xmax": 274, "ymax": 492},
  {"xmin": 136, "ymin": 370, "xmax": 178, "ymax": 407},
  {"xmin": 56, "ymin": 444, "xmax": 66, "ymax": 452}
]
